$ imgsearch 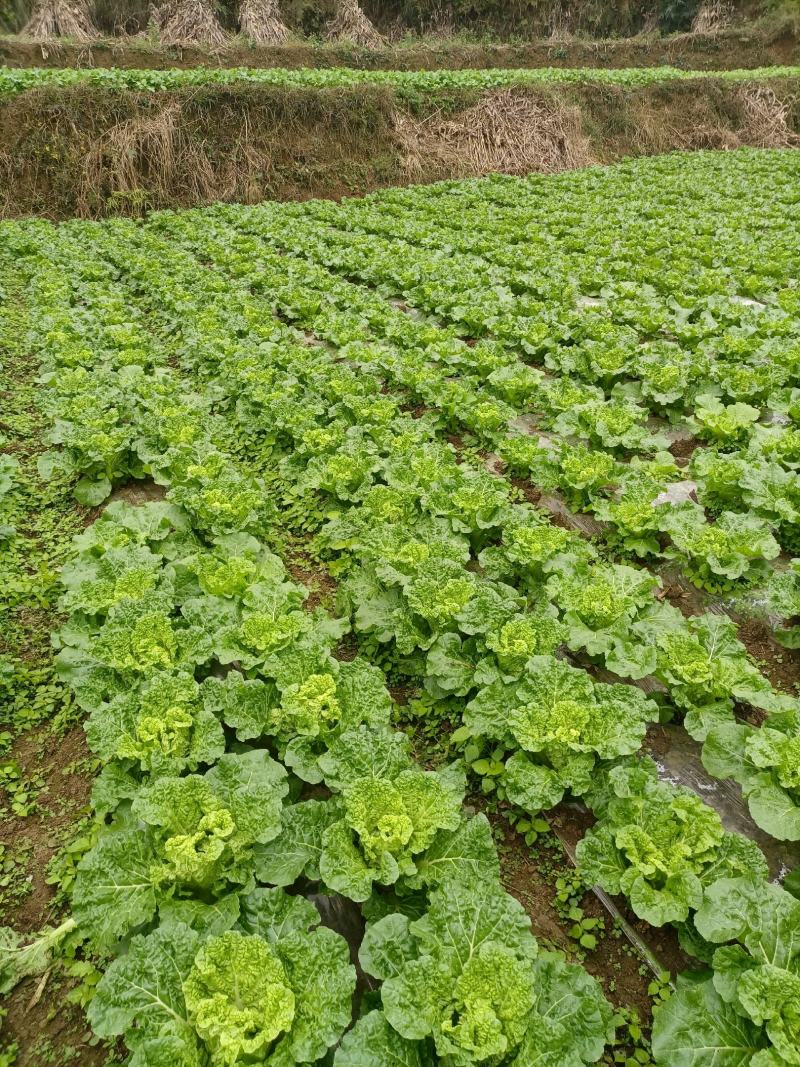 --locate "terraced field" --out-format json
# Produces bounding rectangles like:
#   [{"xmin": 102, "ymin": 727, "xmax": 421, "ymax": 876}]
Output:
[
  {"xmin": 1, "ymin": 148, "xmax": 800, "ymax": 1066},
  {"xmin": 1, "ymin": 61, "xmax": 799, "ymax": 96}
]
